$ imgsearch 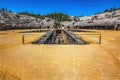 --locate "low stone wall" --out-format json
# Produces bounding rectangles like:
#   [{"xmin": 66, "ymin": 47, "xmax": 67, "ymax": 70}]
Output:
[{"xmin": 32, "ymin": 29, "xmax": 88, "ymax": 45}]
